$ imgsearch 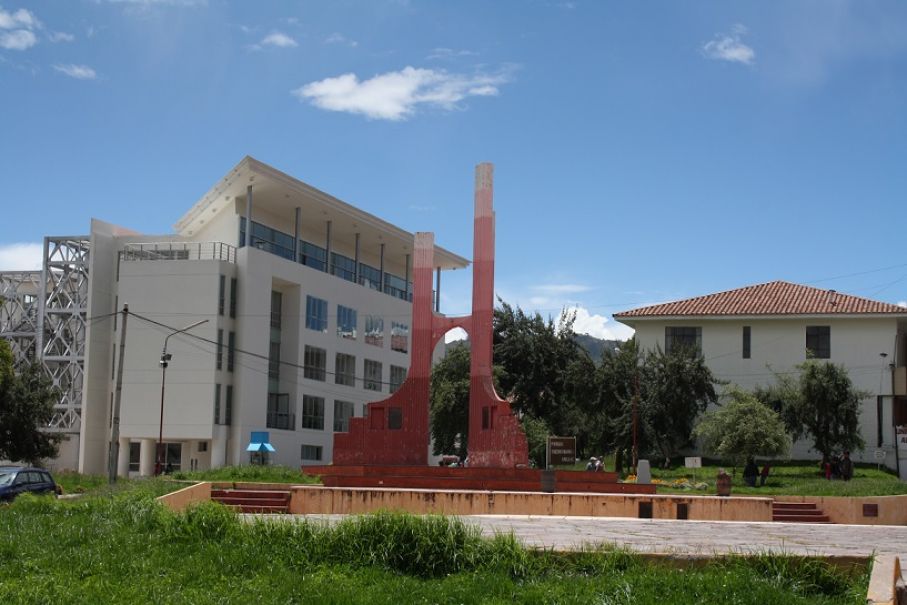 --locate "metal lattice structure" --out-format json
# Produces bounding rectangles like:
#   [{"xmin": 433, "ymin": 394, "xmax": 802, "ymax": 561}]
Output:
[
  {"xmin": 36, "ymin": 237, "xmax": 91, "ymax": 432},
  {"xmin": 0, "ymin": 271, "xmax": 42, "ymax": 363}
]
